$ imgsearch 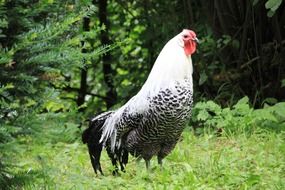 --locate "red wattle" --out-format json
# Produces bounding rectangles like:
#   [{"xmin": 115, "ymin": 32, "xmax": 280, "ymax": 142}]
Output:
[{"xmin": 184, "ymin": 41, "xmax": 196, "ymax": 56}]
